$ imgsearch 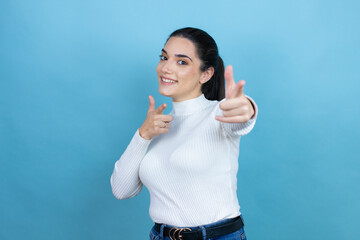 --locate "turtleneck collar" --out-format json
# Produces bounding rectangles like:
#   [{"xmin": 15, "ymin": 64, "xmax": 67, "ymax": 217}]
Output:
[{"xmin": 171, "ymin": 94, "xmax": 210, "ymax": 116}]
